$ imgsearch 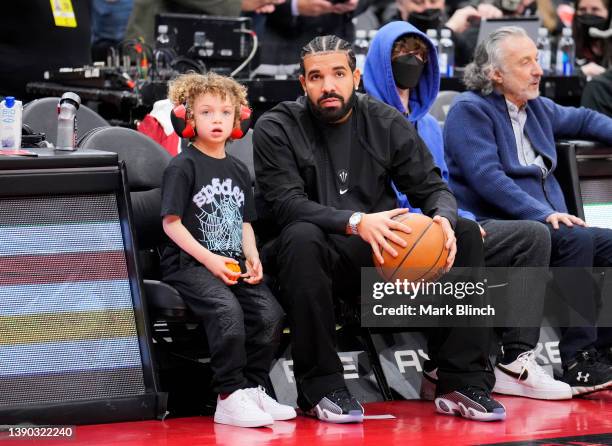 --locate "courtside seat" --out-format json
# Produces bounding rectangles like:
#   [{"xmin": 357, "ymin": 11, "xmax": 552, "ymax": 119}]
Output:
[
  {"xmin": 24, "ymin": 97, "xmax": 109, "ymax": 145},
  {"xmin": 77, "ymin": 127, "xmax": 190, "ymax": 316},
  {"xmin": 430, "ymin": 91, "xmax": 460, "ymax": 127},
  {"xmin": 226, "ymin": 129, "xmax": 255, "ymax": 183},
  {"xmin": 555, "ymin": 140, "xmax": 585, "ymax": 220}
]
